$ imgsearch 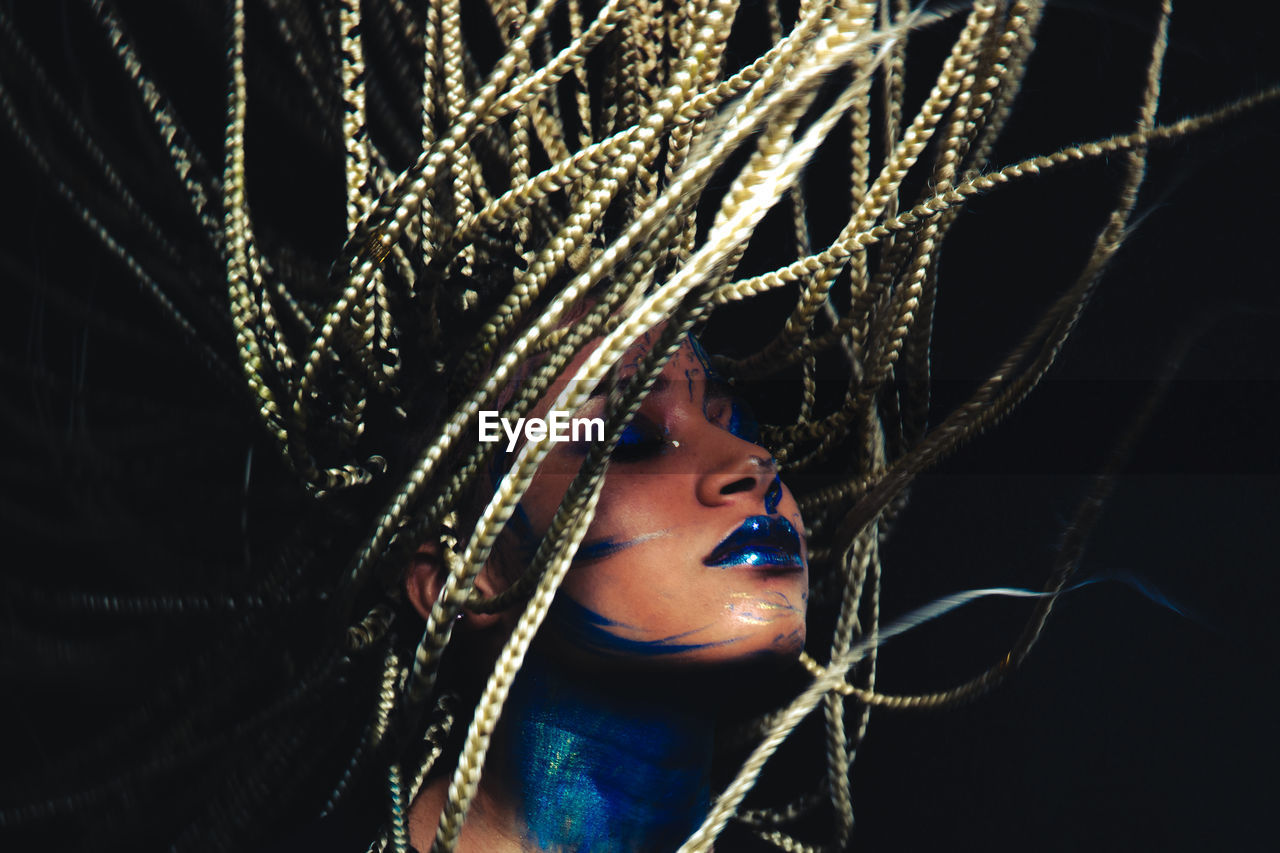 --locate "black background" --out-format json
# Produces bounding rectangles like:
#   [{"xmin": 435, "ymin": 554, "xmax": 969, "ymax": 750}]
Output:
[
  {"xmin": 2, "ymin": 1, "xmax": 1278, "ymax": 851},
  {"xmin": 835, "ymin": 3, "xmax": 1280, "ymax": 851}
]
